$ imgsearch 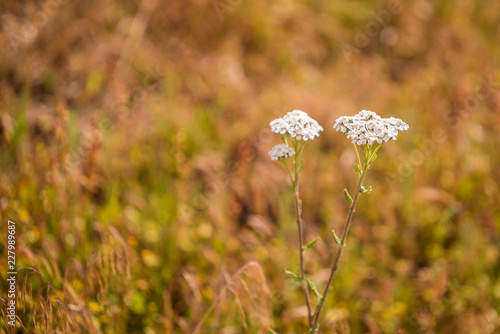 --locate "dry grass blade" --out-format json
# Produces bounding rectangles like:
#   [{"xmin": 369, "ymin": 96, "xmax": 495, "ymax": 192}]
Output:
[
  {"xmin": 193, "ymin": 261, "xmax": 271, "ymax": 333},
  {"xmin": 18, "ymin": 267, "xmax": 81, "ymax": 333},
  {"xmin": 329, "ymin": 309, "xmax": 350, "ymax": 334}
]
